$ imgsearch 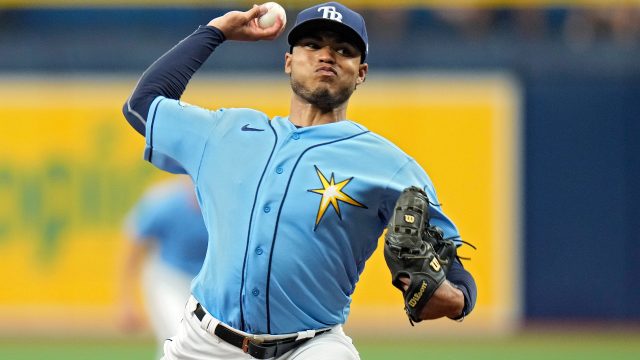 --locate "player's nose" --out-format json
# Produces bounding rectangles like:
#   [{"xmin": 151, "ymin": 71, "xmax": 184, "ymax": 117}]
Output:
[{"xmin": 317, "ymin": 45, "xmax": 336, "ymax": 63}]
